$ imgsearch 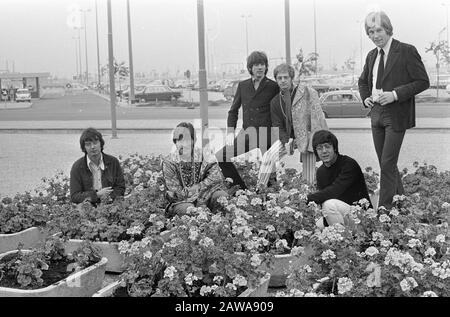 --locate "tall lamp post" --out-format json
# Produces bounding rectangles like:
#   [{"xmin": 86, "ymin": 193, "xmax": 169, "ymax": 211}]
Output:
[
  {"xmin": 241, "ymin": 14, "xmax": 252, "ymax": 58},
  {"xmin": 74, "ymin": 27, "xmax": 83, "ymax": 82},
  {"xmin": 72, "ymin": 36, "xmax": 80, "ymax": 80},
  {"xmin": 126, "ymin": 0, "xmax": 135, "ymax": 103},
  {"xmin": 357, "ymin": 20, "xmax": 363, "ymax": 73},
  {"xmin": 197, "ymin": 0, "xmax": 208, "ymax": 148},
  {"xmin": 313, "ymin": 0, "xmax": 317, "ymax": 75},
  {"xmin": 107, "ymin": 0, "xmax": 117, "ymax": 138},
  {"xmin": 80, "ymin": 8, "xmax": 91, "ymax": 85},
  {"xmin": 95, "ymin": 0, "xmax": 101, "ymax": 89},
  {"xmin": 284, "ymin": 0, "xmax": 291, "ymax": 65}
]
